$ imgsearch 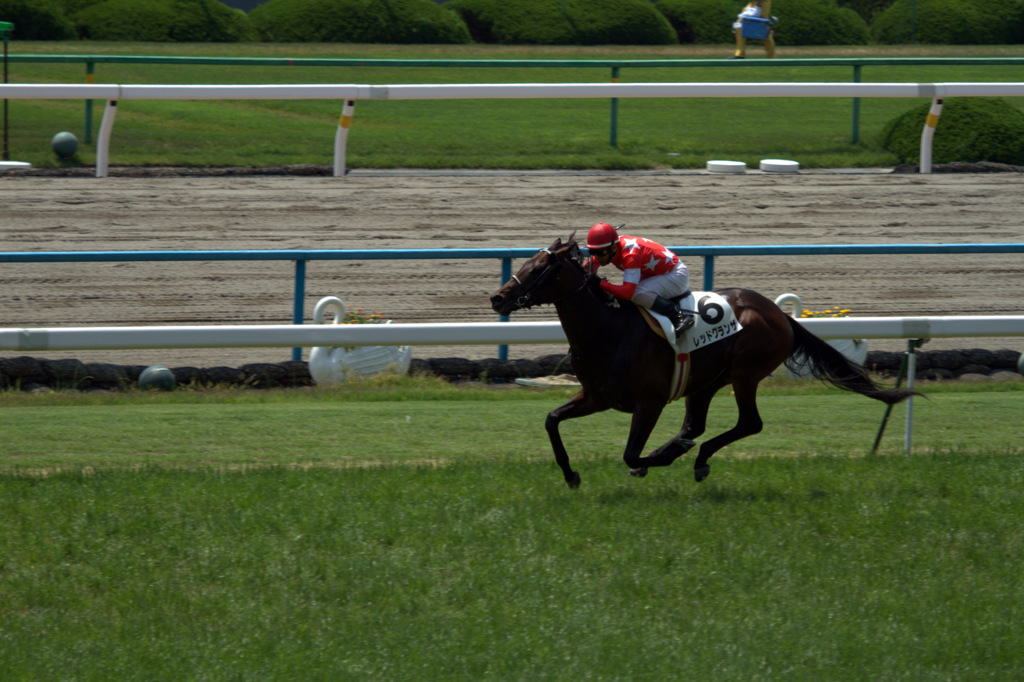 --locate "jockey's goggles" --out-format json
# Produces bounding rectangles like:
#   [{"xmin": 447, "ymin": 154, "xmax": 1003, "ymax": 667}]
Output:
[{"xmin": 590, "ymin": 245, "xmax": 614, "ymax": 259}]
